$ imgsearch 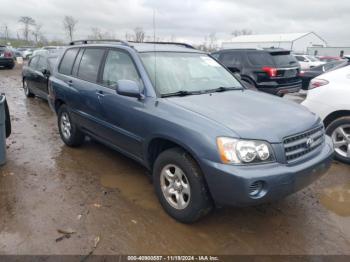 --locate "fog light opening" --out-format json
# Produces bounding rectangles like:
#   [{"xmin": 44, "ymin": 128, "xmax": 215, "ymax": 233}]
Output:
[{"xmin": 249, "ymin": 181, "xmax": 265, "ymax": 198}]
